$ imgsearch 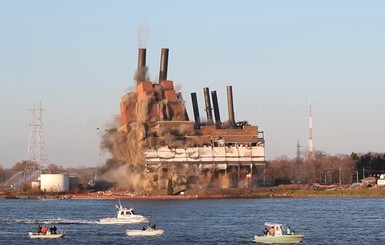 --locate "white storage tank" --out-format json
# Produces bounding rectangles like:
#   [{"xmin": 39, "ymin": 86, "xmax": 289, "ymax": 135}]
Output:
[{"xmin": 40, "ymin": 174, "xmax": 70, "ymax": 192}]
